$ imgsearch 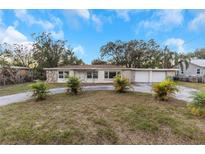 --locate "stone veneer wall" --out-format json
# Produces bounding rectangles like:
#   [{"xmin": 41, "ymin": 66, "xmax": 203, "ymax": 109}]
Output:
[{"xmin": 46, "ymin": 70, "xmax": 58, "ymax": 83}]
